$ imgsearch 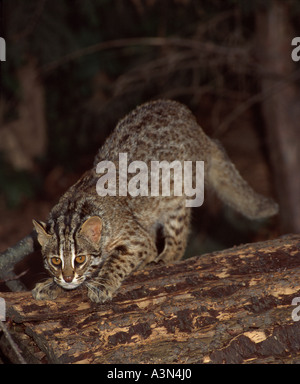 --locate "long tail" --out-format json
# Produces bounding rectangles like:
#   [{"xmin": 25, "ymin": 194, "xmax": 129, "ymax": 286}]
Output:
[{"xmin": 206, "ymin": 140, "xmax": 278, "ymax": 219}]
